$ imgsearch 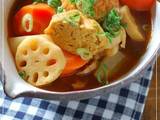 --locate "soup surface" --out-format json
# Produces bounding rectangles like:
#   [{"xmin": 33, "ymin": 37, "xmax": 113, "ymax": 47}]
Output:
[{"xmin": 8, "ymin": 0, "xmax": 151, "ymax": 92}]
